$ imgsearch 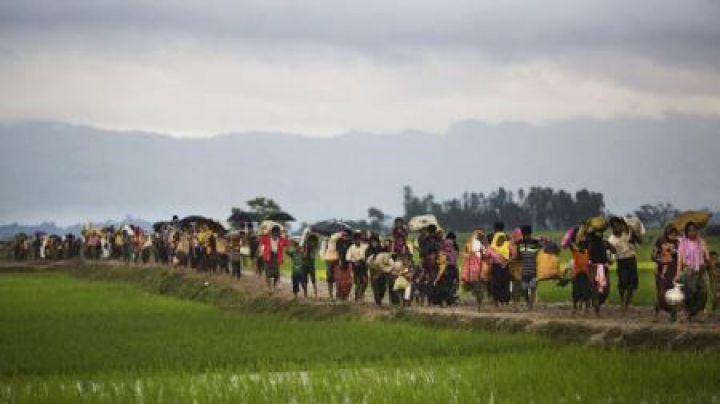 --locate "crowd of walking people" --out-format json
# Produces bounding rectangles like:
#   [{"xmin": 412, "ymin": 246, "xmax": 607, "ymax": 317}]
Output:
[{"xmin": 7, "ymin": 212, "xmax": 719, "ymax": 323}]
